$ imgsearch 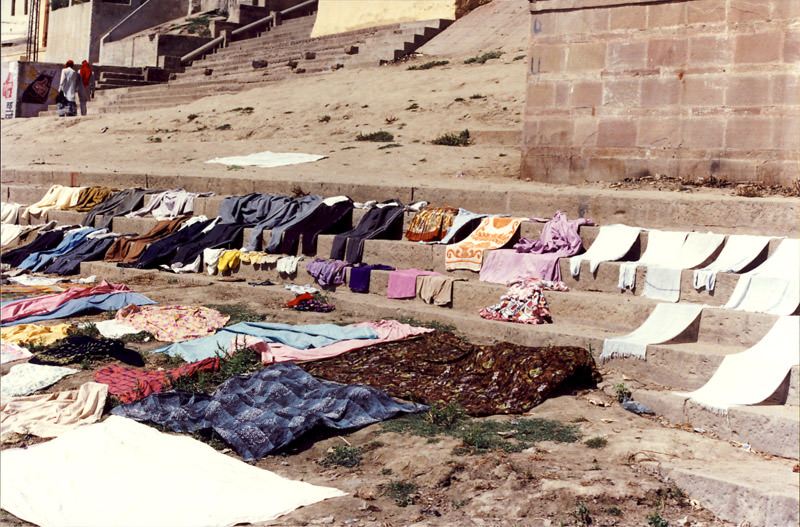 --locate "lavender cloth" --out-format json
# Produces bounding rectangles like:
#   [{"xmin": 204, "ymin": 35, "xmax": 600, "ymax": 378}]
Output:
[
  {"xmin": 387, "ymin": 269, "xmax": 441, "ymax": 299},
  {"xmin": 306, "ymin": 258, "xmax": 350, "ymax": 288},
  {"xmin": 514, "ymin": 211, "xmax": 594, "ymax": 256},
  {"xmin": 349, "ymin": 264, "xmax": 395, "ymax": 293}
]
